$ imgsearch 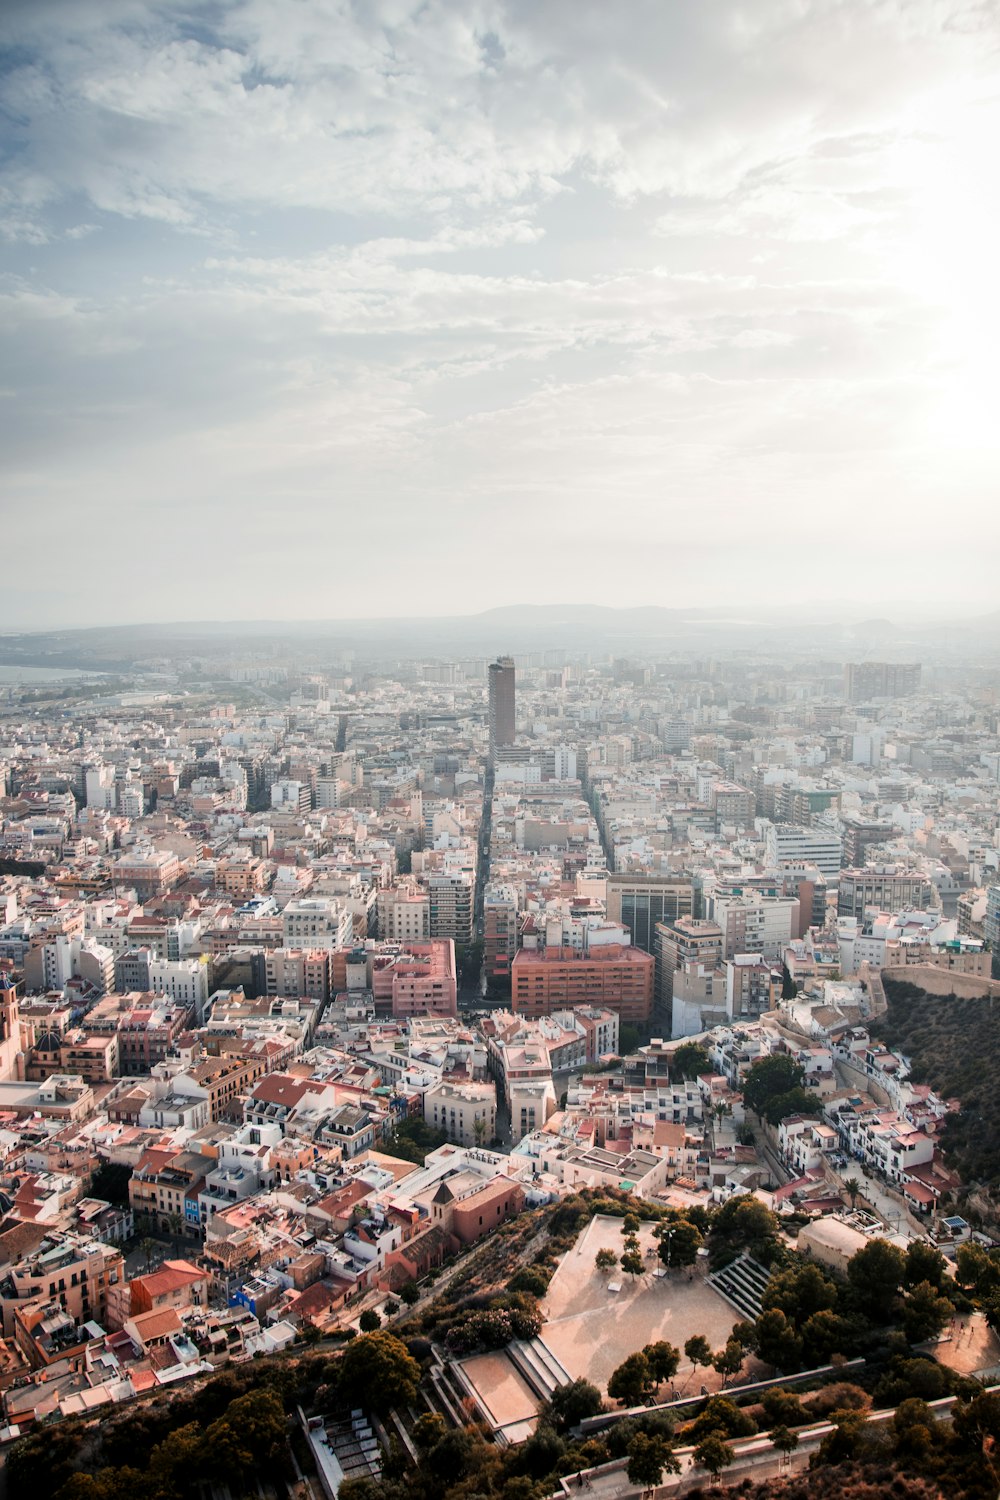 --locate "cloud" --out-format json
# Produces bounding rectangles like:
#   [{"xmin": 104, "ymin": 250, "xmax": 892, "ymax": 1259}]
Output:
[{"xmin": 2, "ymin": 1, "xmax": 1000, "ymax": 624}]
